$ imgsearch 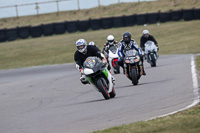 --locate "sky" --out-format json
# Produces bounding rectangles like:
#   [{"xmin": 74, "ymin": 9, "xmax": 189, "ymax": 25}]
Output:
[{"xmin": 0, "ymin": 0, "xmax": 154, "ymax": 18}]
